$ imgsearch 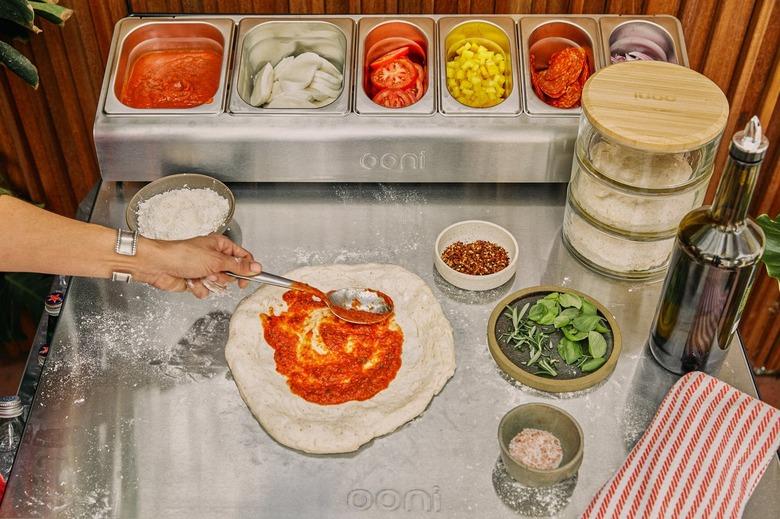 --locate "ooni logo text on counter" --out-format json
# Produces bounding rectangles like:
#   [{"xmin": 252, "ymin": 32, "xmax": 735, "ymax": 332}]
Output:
[
  {"xmin": 360, "ymin": 151, "xmax": 426, "ymax": 171},
  {"xmin": 347, "ymin": 487, "xmax": 441, "ymax": 513}
]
